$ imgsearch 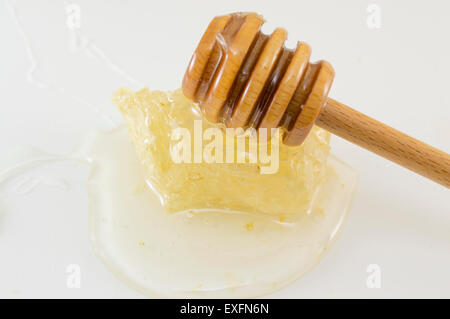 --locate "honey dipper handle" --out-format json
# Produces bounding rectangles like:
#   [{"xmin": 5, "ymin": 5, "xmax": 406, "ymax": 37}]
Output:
[{"xmin": 316, "ymin": 98, "xmax": 450, "ymax": 188}]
